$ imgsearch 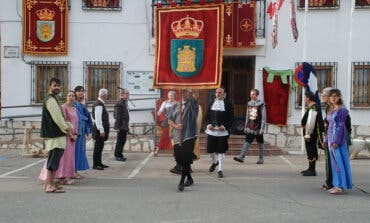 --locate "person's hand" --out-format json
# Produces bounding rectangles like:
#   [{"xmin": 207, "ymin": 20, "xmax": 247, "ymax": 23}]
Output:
[
  {"xmin": 218, "ymin": 126, "xmax": 225, "ymax": 131},
  {"xmin": 331, "ymin": 143, "xmax": 338, "ymax": 149},
  {"xmin": 100, "ymin": 132, "xmax": 106, "ymax": 138},
  {"xmin": 174, "ymin": 123, "xmax": 183, "ymax": 130},
  {"xmin": 259, "ymin": 130, "xmax": 264, "ymax": 135},
  {"xmin": 208, "ymin": 125, "xmax": 215, "ymax": 131}
]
